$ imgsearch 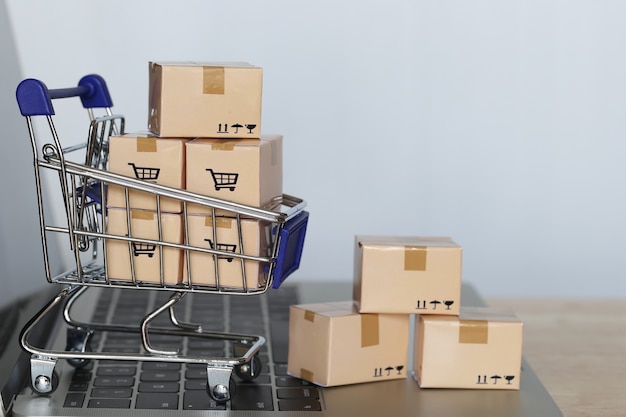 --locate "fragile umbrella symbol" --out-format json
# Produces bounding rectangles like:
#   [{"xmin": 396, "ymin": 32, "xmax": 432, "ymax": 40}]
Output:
[
  {"xmin": 491, "ymin": 375, "xmax": 502, "ymax": 384},
  {"xmin": 430, "ymin": 300, "xmax": 442, "ymax": 310}
]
